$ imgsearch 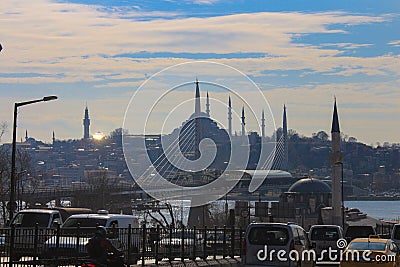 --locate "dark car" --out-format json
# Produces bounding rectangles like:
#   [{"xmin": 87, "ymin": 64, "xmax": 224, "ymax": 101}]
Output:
[{"xmin": 344, "ymin": 225, "xmax": 376, "ymax": 242}]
